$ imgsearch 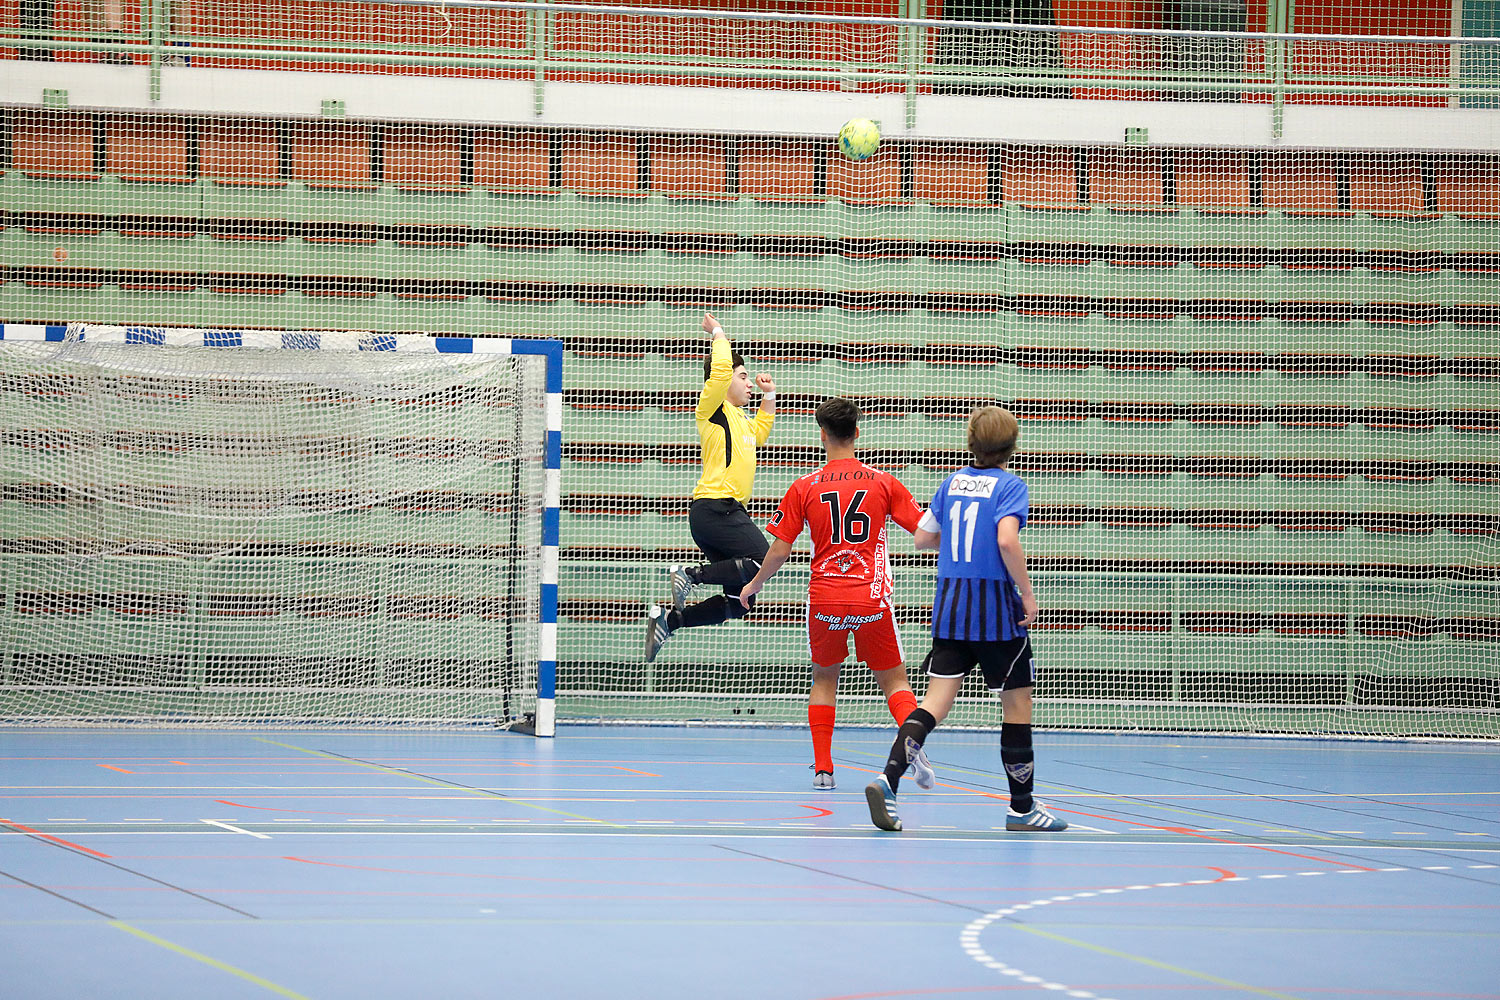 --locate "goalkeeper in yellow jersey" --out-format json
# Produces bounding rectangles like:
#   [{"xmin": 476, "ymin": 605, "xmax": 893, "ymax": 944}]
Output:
[{"xmin": 645, "ymin": 313, "xmax": 777, "ymax": 663}]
